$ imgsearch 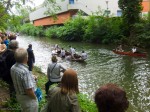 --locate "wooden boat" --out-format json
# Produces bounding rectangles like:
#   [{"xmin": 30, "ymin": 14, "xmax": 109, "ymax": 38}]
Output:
[
  {"xmin": 113, "ymin": 50, "xmax": 147, "ymax": 58},
  {"xmin": 71, "ymin": 58, "xmax": 85, "ymax": 62},
  {"xmin": 52, "ymin": 50, "xmax": 86, "ymax": 62}
]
